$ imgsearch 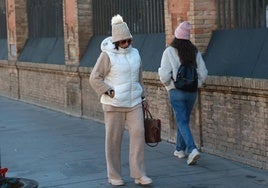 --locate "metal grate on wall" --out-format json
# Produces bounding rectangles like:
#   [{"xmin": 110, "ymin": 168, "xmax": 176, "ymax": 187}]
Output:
[
  {"xmin": 27, "ymin": 0, "xmax": 63, "ymax": 37},
  {"xmin": 92, "ymin": 0, "xmax": 165, "ymax": 35},
  {"xmin": 217, "ymin": 0, "xmax": 268, "ymax": 29},
  {"xmin": 0, "ymin": 0, "xmax": 7, "ymax": 38}
]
